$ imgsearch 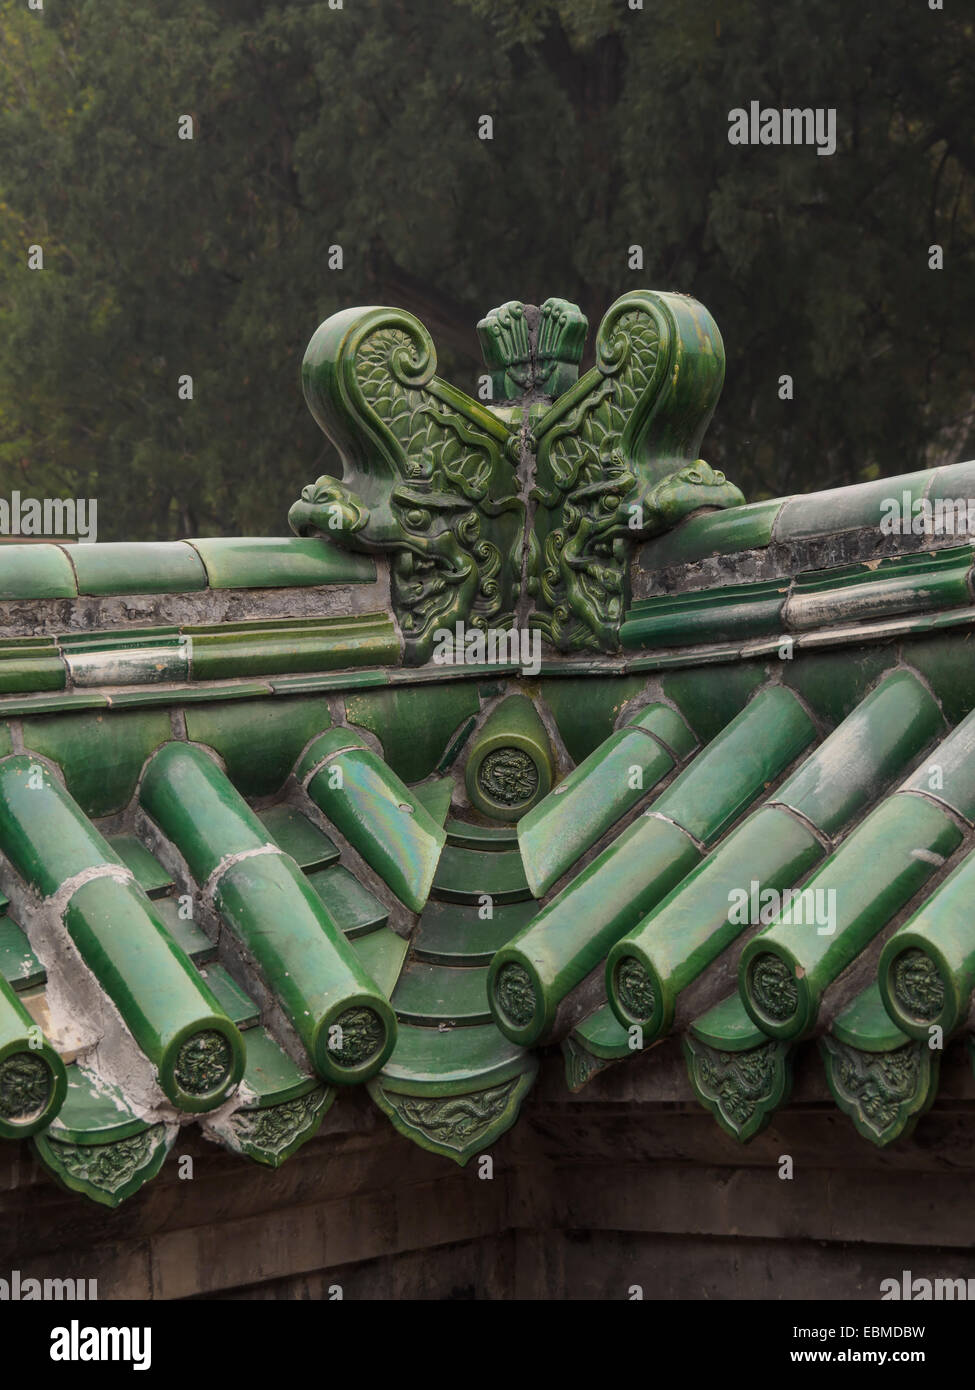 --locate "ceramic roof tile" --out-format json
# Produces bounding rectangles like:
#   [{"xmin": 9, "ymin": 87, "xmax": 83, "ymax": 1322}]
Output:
[{"xmin": 6, "ymin": 291, "xmax": 975, "ymax": 1203}]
